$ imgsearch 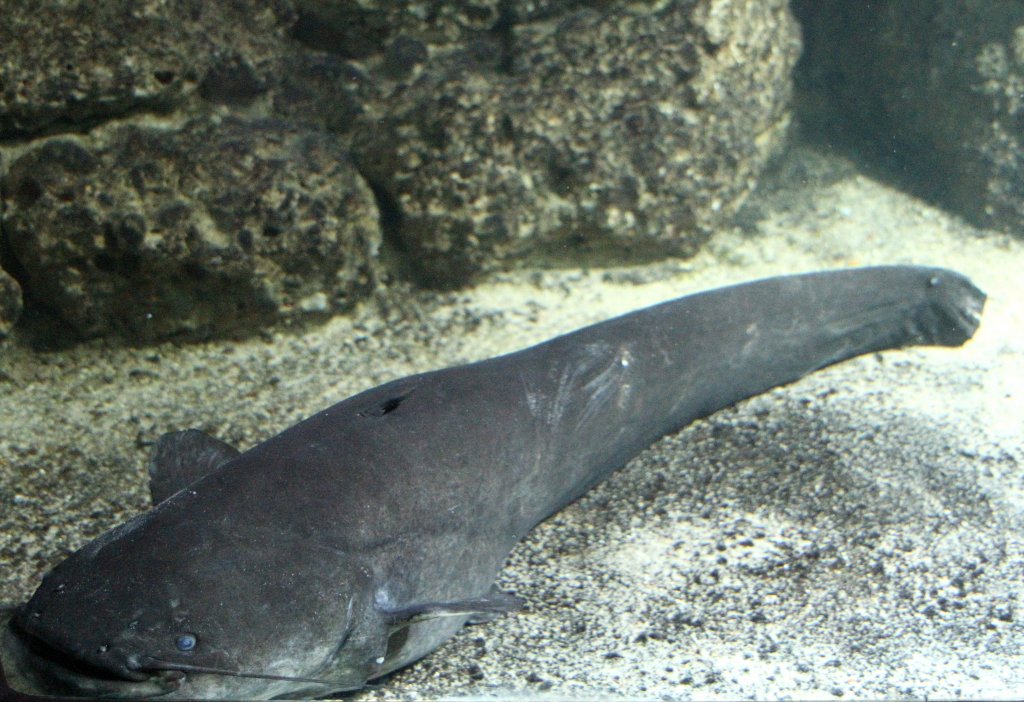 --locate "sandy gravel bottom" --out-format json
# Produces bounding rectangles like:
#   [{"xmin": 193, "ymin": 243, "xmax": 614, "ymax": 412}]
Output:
[{"xmin": 1, "ymin": 146, "xmax": 1021, "ymax": 699}]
